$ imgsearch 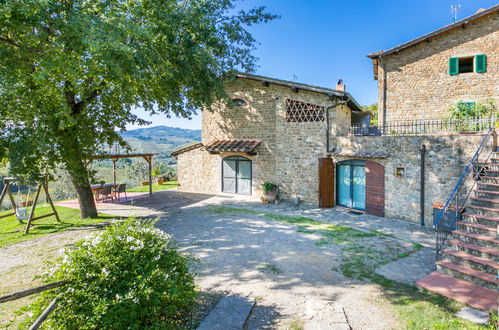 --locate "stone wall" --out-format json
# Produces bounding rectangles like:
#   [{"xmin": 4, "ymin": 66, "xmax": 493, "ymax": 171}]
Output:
[
  {"xmin": 179, "ymin": 78, "xmax": 351, "ymax": 200},
  {"xmin": 176, "ymin": 146, "xmax": 220, "ymax": 194},
  {"xmin": 332, "ymin": 134, "xmax": 491, "ymax": 223},
  {"xmin": 377, "ymin": 13, "xmax": 499, "ymax": 125}
]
